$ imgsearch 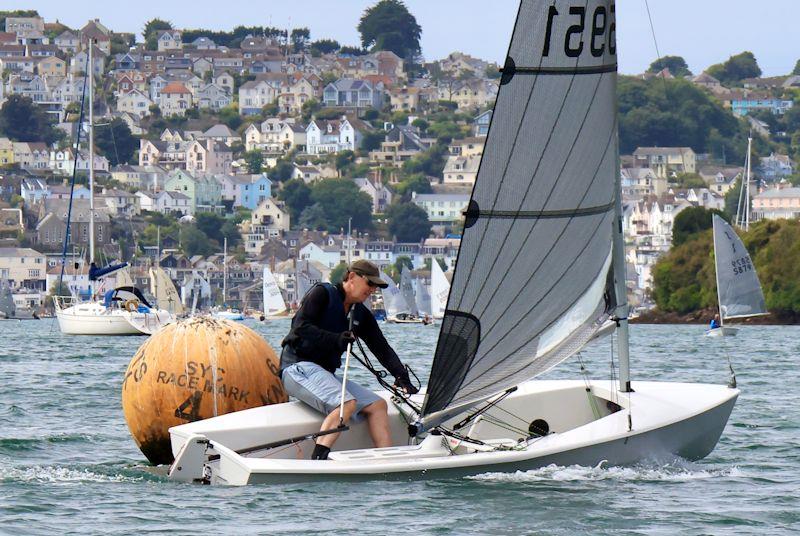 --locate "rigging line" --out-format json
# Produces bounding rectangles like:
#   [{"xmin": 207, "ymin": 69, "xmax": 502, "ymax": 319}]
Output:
[
  {"xmin": 458, "ymin": 62, "xmax": 612, "ymax": 349},
  {"xmin": 461, "ymin": 121, "xmax": 617, "ymax": 373}
]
